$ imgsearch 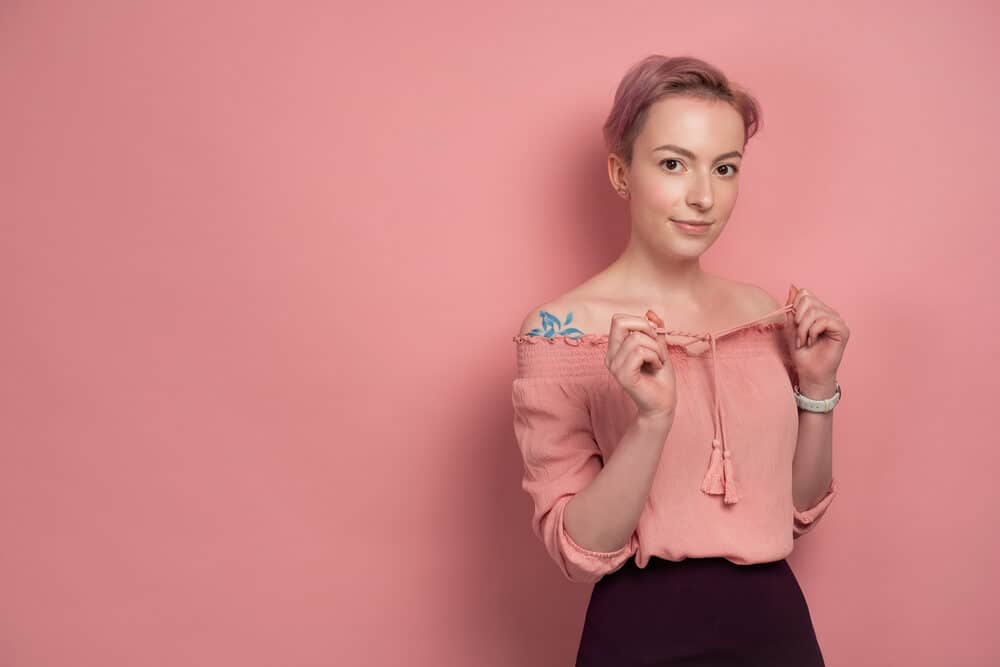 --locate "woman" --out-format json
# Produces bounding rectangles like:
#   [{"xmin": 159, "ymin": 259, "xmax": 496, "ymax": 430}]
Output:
[{"xmin": 510, "ymin": 54, "xmax": 849, "ymax": 665}]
